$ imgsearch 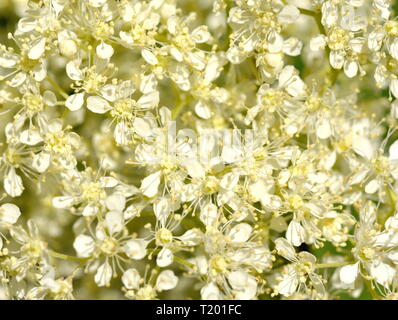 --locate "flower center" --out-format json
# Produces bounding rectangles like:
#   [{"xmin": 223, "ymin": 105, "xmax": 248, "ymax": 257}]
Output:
[
  {"xmin": 135, "ymin": 285, "xmax": 157, "ymax": 300},
  {"xmin": 203, "ymin": 176, "xmax": 220, "ymax": 195},
  {"xmin": 373, "ymin": 156, "xmax": 389, "ymax": 173},
  {"xmin": 22, "ymin": 239, "xmax": 46, "ymax": 259},
  {"xmin": 100, "ymin": 237, "xmax": 119, "ymax": 255},
  {"xmin": 156, "ymin": 228, "xmax": 173, "ymax": 245},
  {"xmin": 261, "ymin": 89, "xmax": 285, "ymax": 113},
  {"xmin": 23, "ymin": 94, "xmax": 44, "ymax": 115},
  {"xmin": 82, "ymin": 67, "xmax": 107, "ymax": 94},
  {"xmin": 45, "ymin": 132, "xmax": 70, "ymax": 154},
  {"xmin": 5, "ymin": 148, "xmax": 21, "ymax": 166},
  {"xmin": 81, "ymin": 182, "xmax": 106, "ymax": 202},
  {"xmin": 111, "ymin": 99, "xmax": 136, "ymax": 120},
  {"xmin": 288, "ymin": 194, "xmax": 304, "ymax": 210},
  {"xmin": 386, "ymin": 21, "xmax": 398, "ymax": 37},
  {"xmin": 328, "ymin": 27, "xmax": 351, "ymax": 51},
  {"xmin": 359, "ymin": 247, "xmax": 376, "ymax": 260},
  {"xmin": 93, "ymin": 21, "xmax": 114, "ymax": 40},
  {"xmin": 210, "ymin": 255, "xmax": 228, "ymax": 274}
]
